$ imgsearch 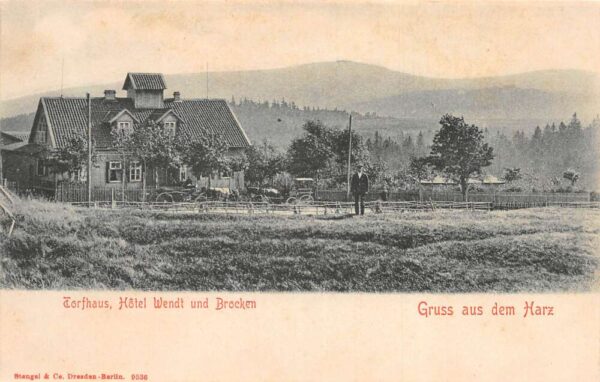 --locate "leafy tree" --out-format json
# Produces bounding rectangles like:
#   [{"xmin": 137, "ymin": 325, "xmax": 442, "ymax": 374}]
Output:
[
  {"xmin": 178, "ymin": 130, "xmax": 229, "ymax": 189},
  {"xmin": 245, "ymin": 142, "xmax": 286, "ymax": 186},
  {"xmin": 226, "ymin": 153, "xmax": 249, "ymax": 174},
  {"xmin": 47, "ymin": 135, "xmax": 97, "ymax": 180},
  {"xmin": 427, "ymin": 114, "xmax": 494, "ymax": 201},
  {"xmin": 503, "ymin": 167, "xmax": 522, "ymax": 182},
  {"xmin": 364, "ymin": 158, "xmax": 389, "ymax": 187},
  {"xmin": 330, "ymin": 128, "xmax": 367, "ymax": 167},
  {"xmin": 113, "ymin": 120, "xmax": 179, "ymax": 200},
  {"xmin": 408, "ymin": 156, "xmax": 432, "ymax": 184},
  {"xmin": 563, "ymin": 169, "xmax": 580, "ymax": 186},
  {"xmin": 287, "ymin": 121, "xmax": 335, "ymax": 179}
]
